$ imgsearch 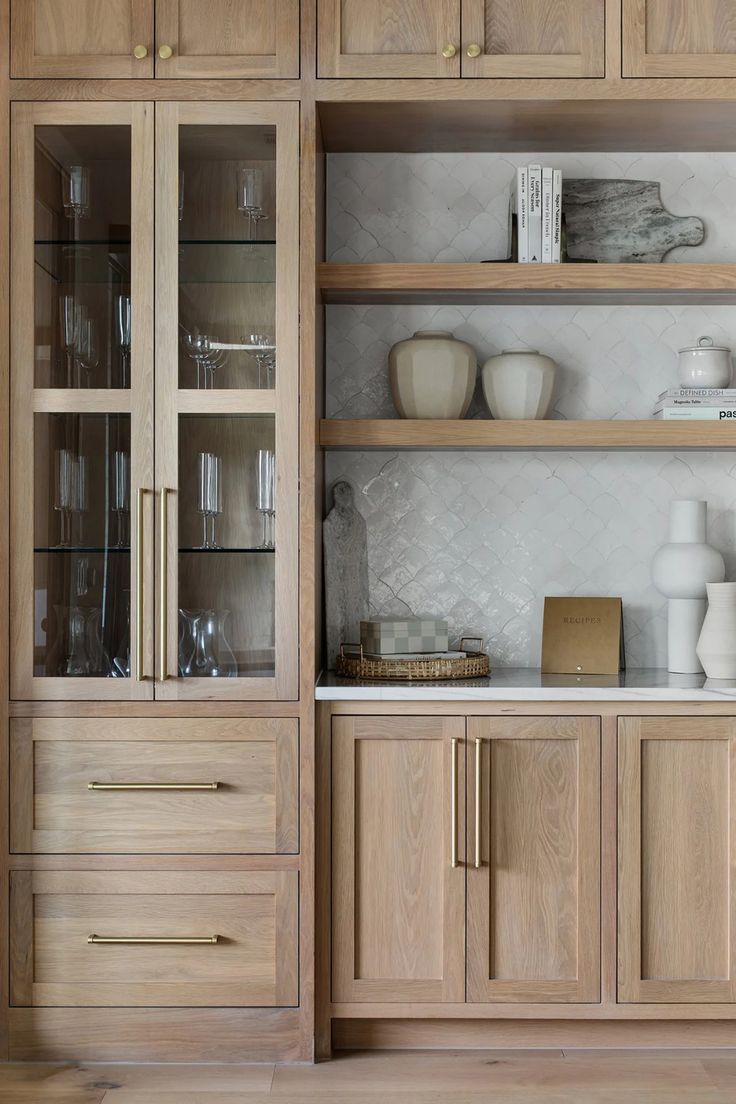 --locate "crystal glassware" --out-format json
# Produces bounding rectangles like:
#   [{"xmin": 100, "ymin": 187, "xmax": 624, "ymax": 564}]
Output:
[
  {"xmin": 112, "ymin": 590, "xmax": 131, "ymax": 678},
  {"xmin": 71, "ymin": 454, "xmax": 89, "ymax": 545},
  {"xmin": 53, "ymin": 448, "xmax": 74, "ymax": 548},
  {"xmin": 197, "ymin": 452, "xmax": 223, "ymax": 549},
  {"xmin": 78, "ymin": 315, "xmax": 99, "ymax": 387},
  {"xmin": 183, "ymin": 608, "xmax": 238, "ymax": 678},
  {"xmin": 181, "ymin": 331, "xmax": 227, "ymax": 389},
  {"xmin": 256, "ymin": 448, "xmax": 275, "ymax": 550},
  {"xmin": 62, "ymin": 164, "xmax": 90, "ymax": 220},
  {"xmin": 59, "ymin": 294, "xmax": 79, "ymax": 387},
  {"xmin": 62, "ymin": 605, "xmax": 91, "ymax": 676},
  {"xmin": 249, "ymin": 333, "xmax": 276, "ymax": 389},
  {"xmin": 236, "ymin": 167, "xmax": 264, "ymax": 238},
  {"xmin": 112, "ymin": 450, "xmax": 130, "ymax": 547},
  {"xmin": 115, "ymin": 294, "xmax": 132, "ymax": 387}
]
